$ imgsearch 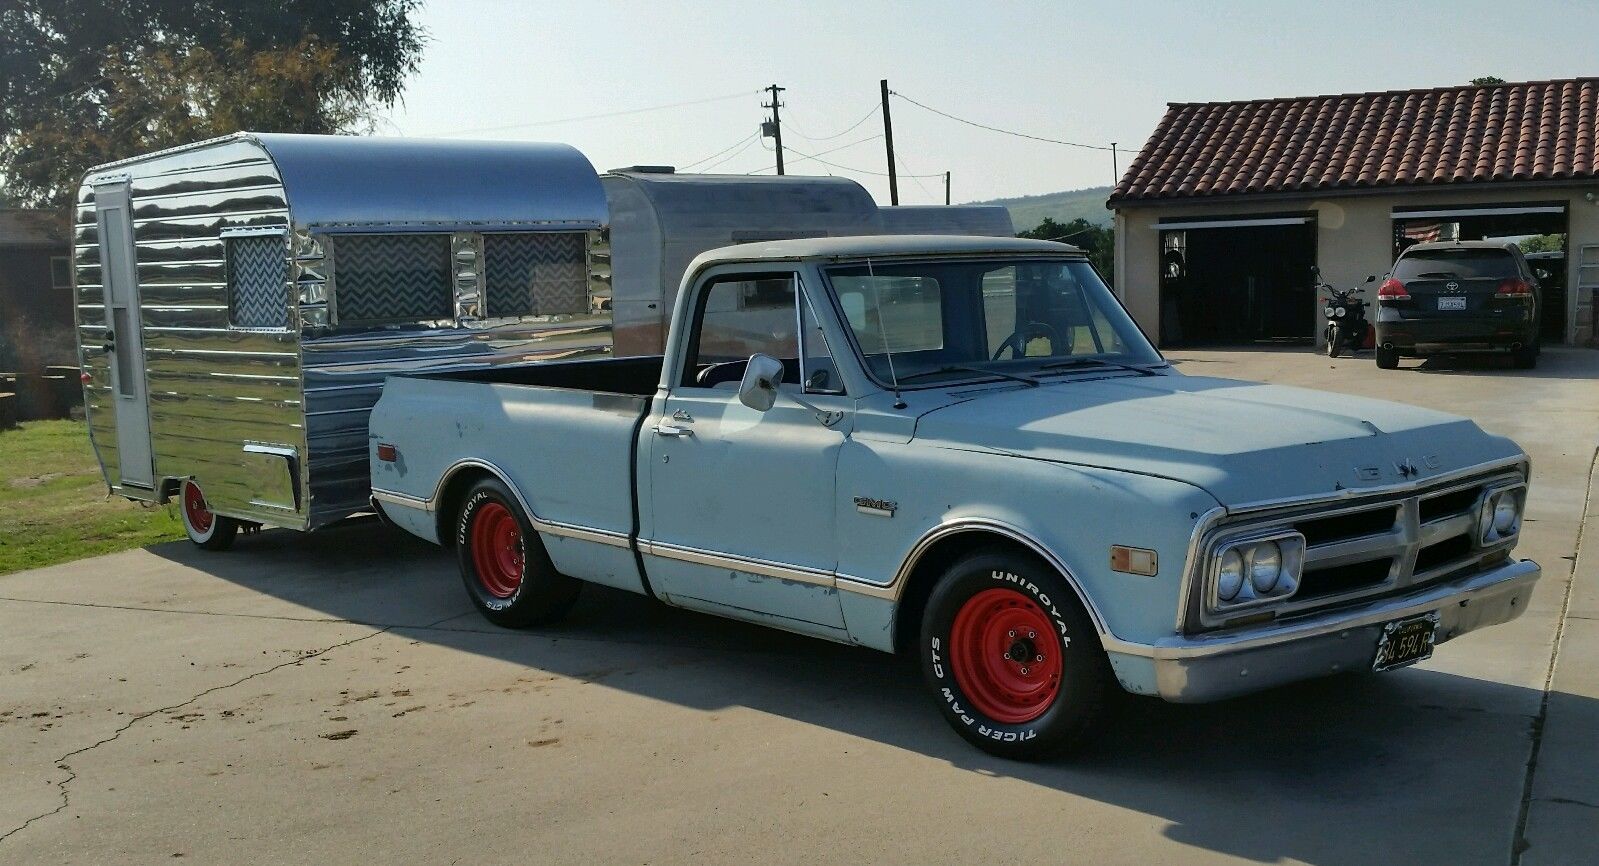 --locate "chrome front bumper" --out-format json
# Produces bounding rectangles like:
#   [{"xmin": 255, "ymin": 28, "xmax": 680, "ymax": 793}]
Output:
[{"xmin": 1147, "ymin": 558, "xmax": 1541, "ymax": 702}]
